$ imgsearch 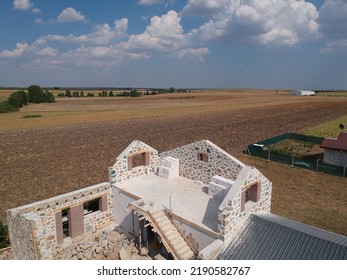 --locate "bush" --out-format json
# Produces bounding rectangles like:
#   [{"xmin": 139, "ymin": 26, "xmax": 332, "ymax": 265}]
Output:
[
  {"xmin": 22, "ymin": 114, "xmax": 42, "ymax": 119},
  {"xmin": 7, "ymin": 90, "xmax": 28, "ymax": 109},
  {"xmin": 0, "ymin": 101, "xmax": 17, "ymax": 113},
  {"xmin": 0, "ymin": 218, "xmax": 9, "ymax": 249}
]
